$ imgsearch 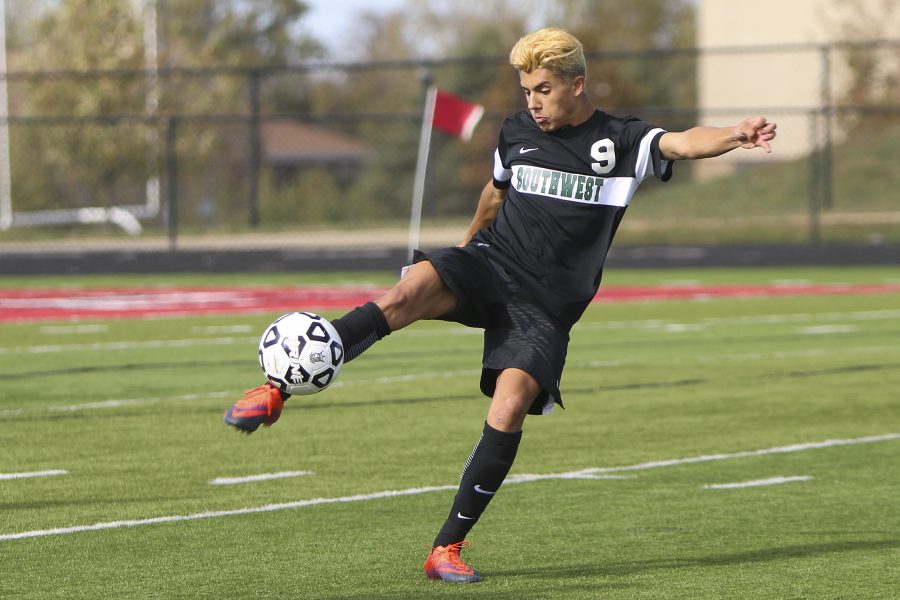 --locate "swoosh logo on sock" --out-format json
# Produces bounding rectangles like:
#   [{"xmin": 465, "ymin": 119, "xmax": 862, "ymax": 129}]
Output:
[
  {"xmin": 473, "ymin": 485, "xmax": 496, "ymax": 495},
  {"xmin": 457, "ymin": 512, "xmax": 475, "ymax": 520}
]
